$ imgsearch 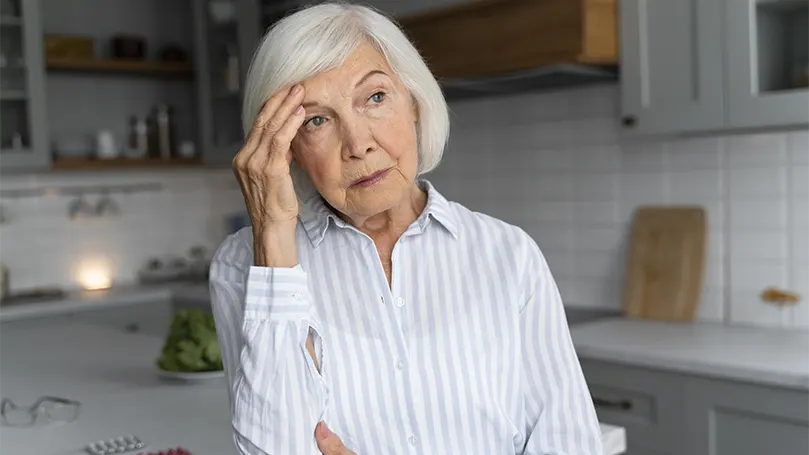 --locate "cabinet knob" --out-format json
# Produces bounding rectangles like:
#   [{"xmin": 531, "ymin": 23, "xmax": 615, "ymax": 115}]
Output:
[
  {"xmin": 622, "ymin": 115, "xmax": 638, "ymax": 128},
  {"xmin": 125, "ymin": 323, "xmax": 140, "ymax": 333}
]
